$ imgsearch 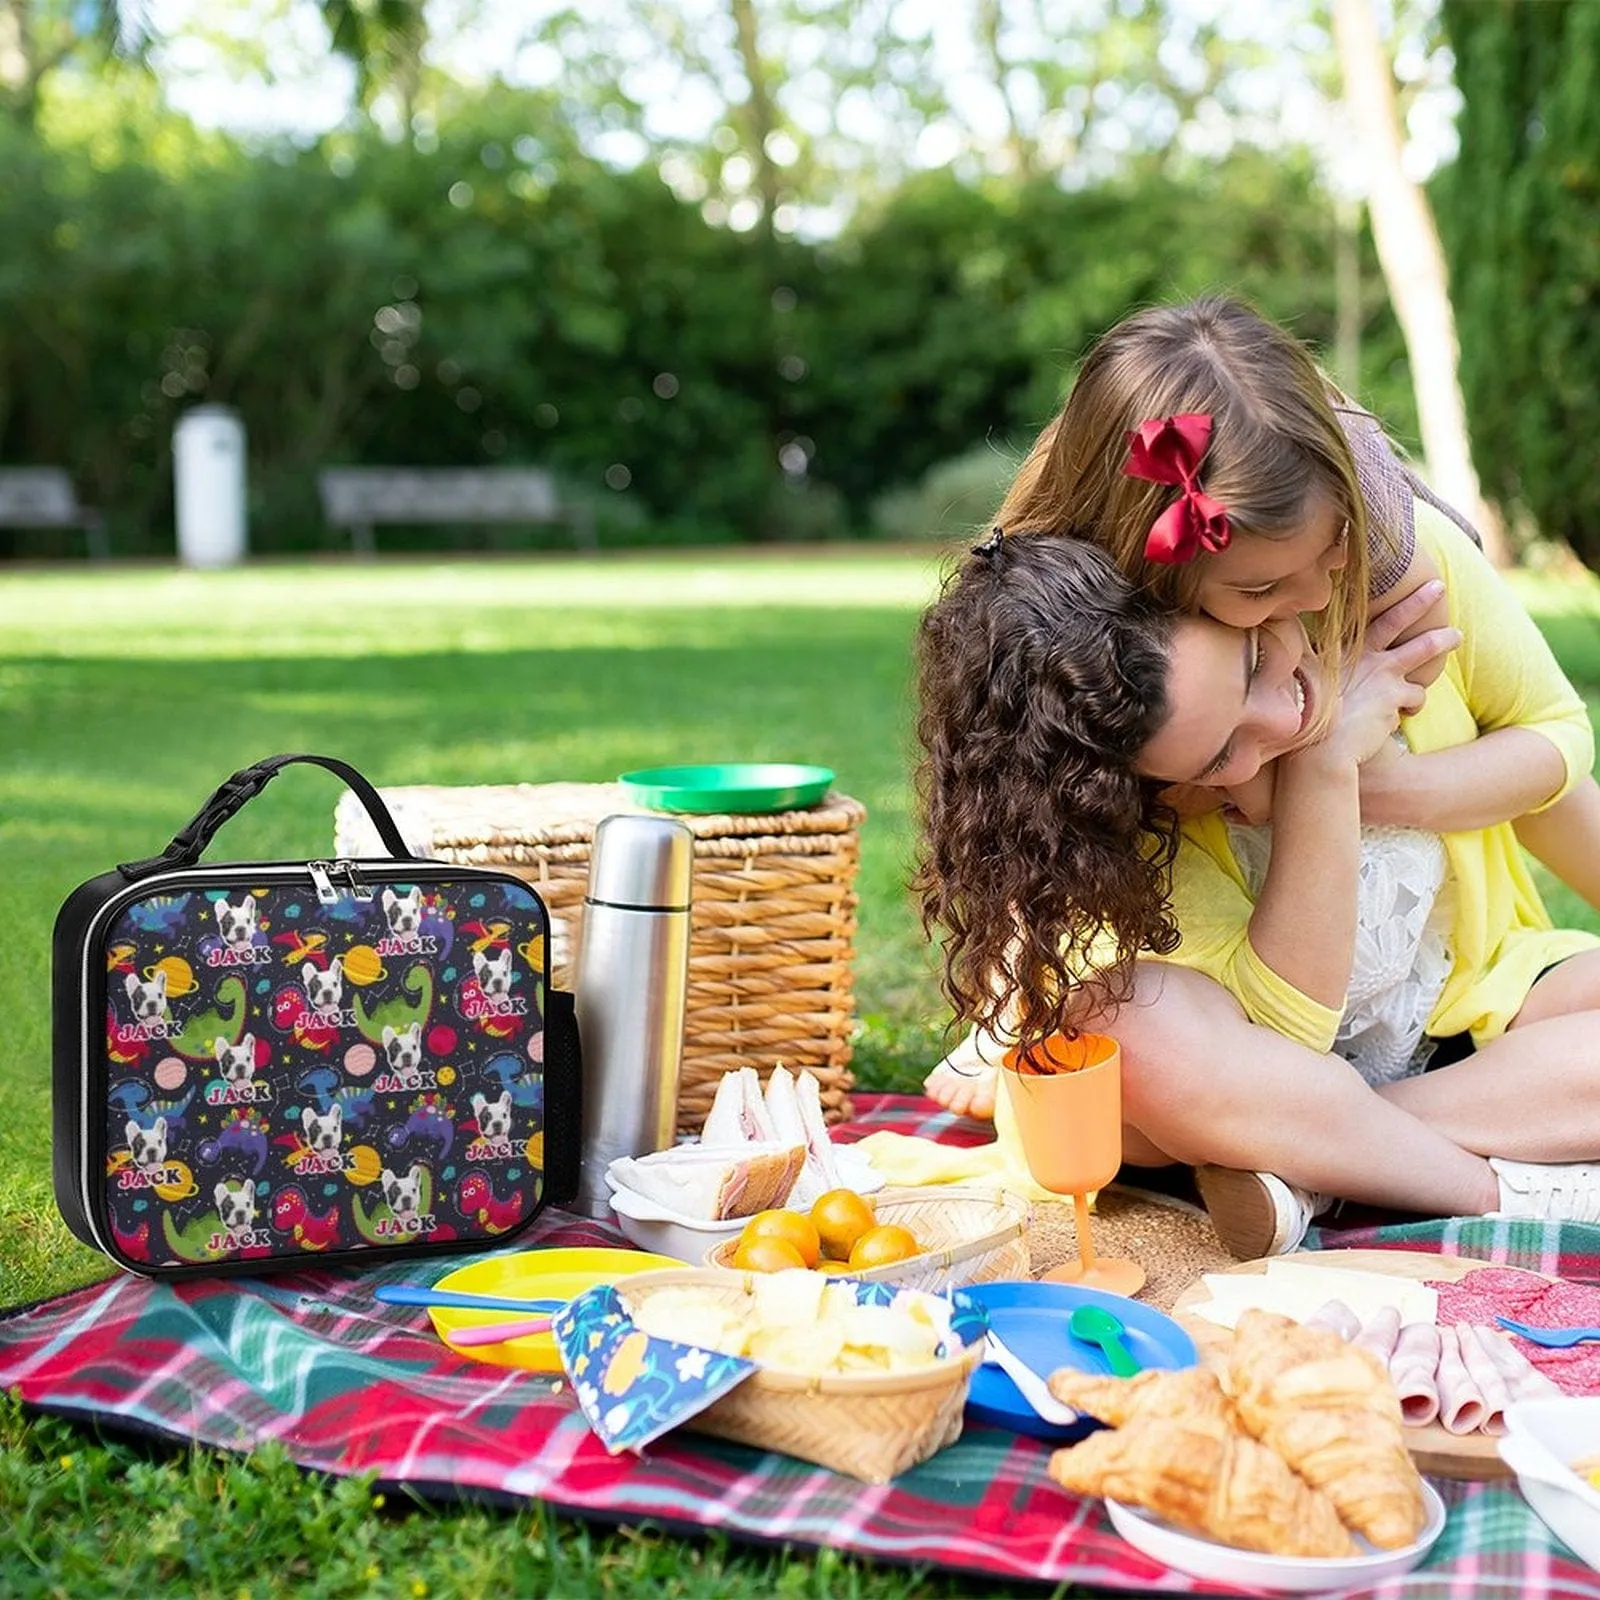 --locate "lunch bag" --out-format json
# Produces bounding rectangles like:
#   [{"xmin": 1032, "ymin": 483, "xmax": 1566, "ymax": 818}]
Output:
[{"xmin": 51, "ymin": 753, "xmax": 581, "ymax": 1278}]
